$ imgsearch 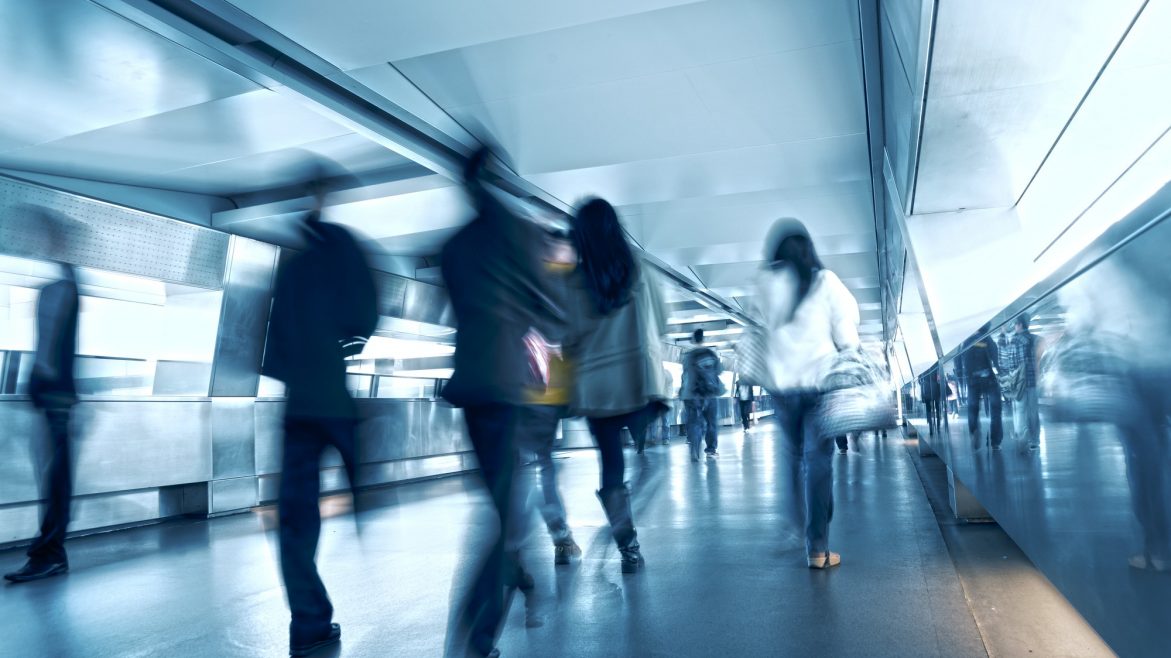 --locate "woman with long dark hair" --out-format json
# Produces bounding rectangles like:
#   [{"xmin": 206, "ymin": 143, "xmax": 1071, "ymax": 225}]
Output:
[
  {"xmin": 756, "ymin": 218, "xmax": 860, "ymax": 569},
  {"xmin": 565, "ymin": 197, "xmax": 669, "ymax": 573}
]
